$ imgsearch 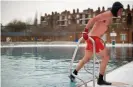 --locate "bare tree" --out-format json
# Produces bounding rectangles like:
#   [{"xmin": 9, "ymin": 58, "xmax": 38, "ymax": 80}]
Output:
[{"xmin": 5, "ymin": 19, "xmax": 29, "ymax": 32}]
